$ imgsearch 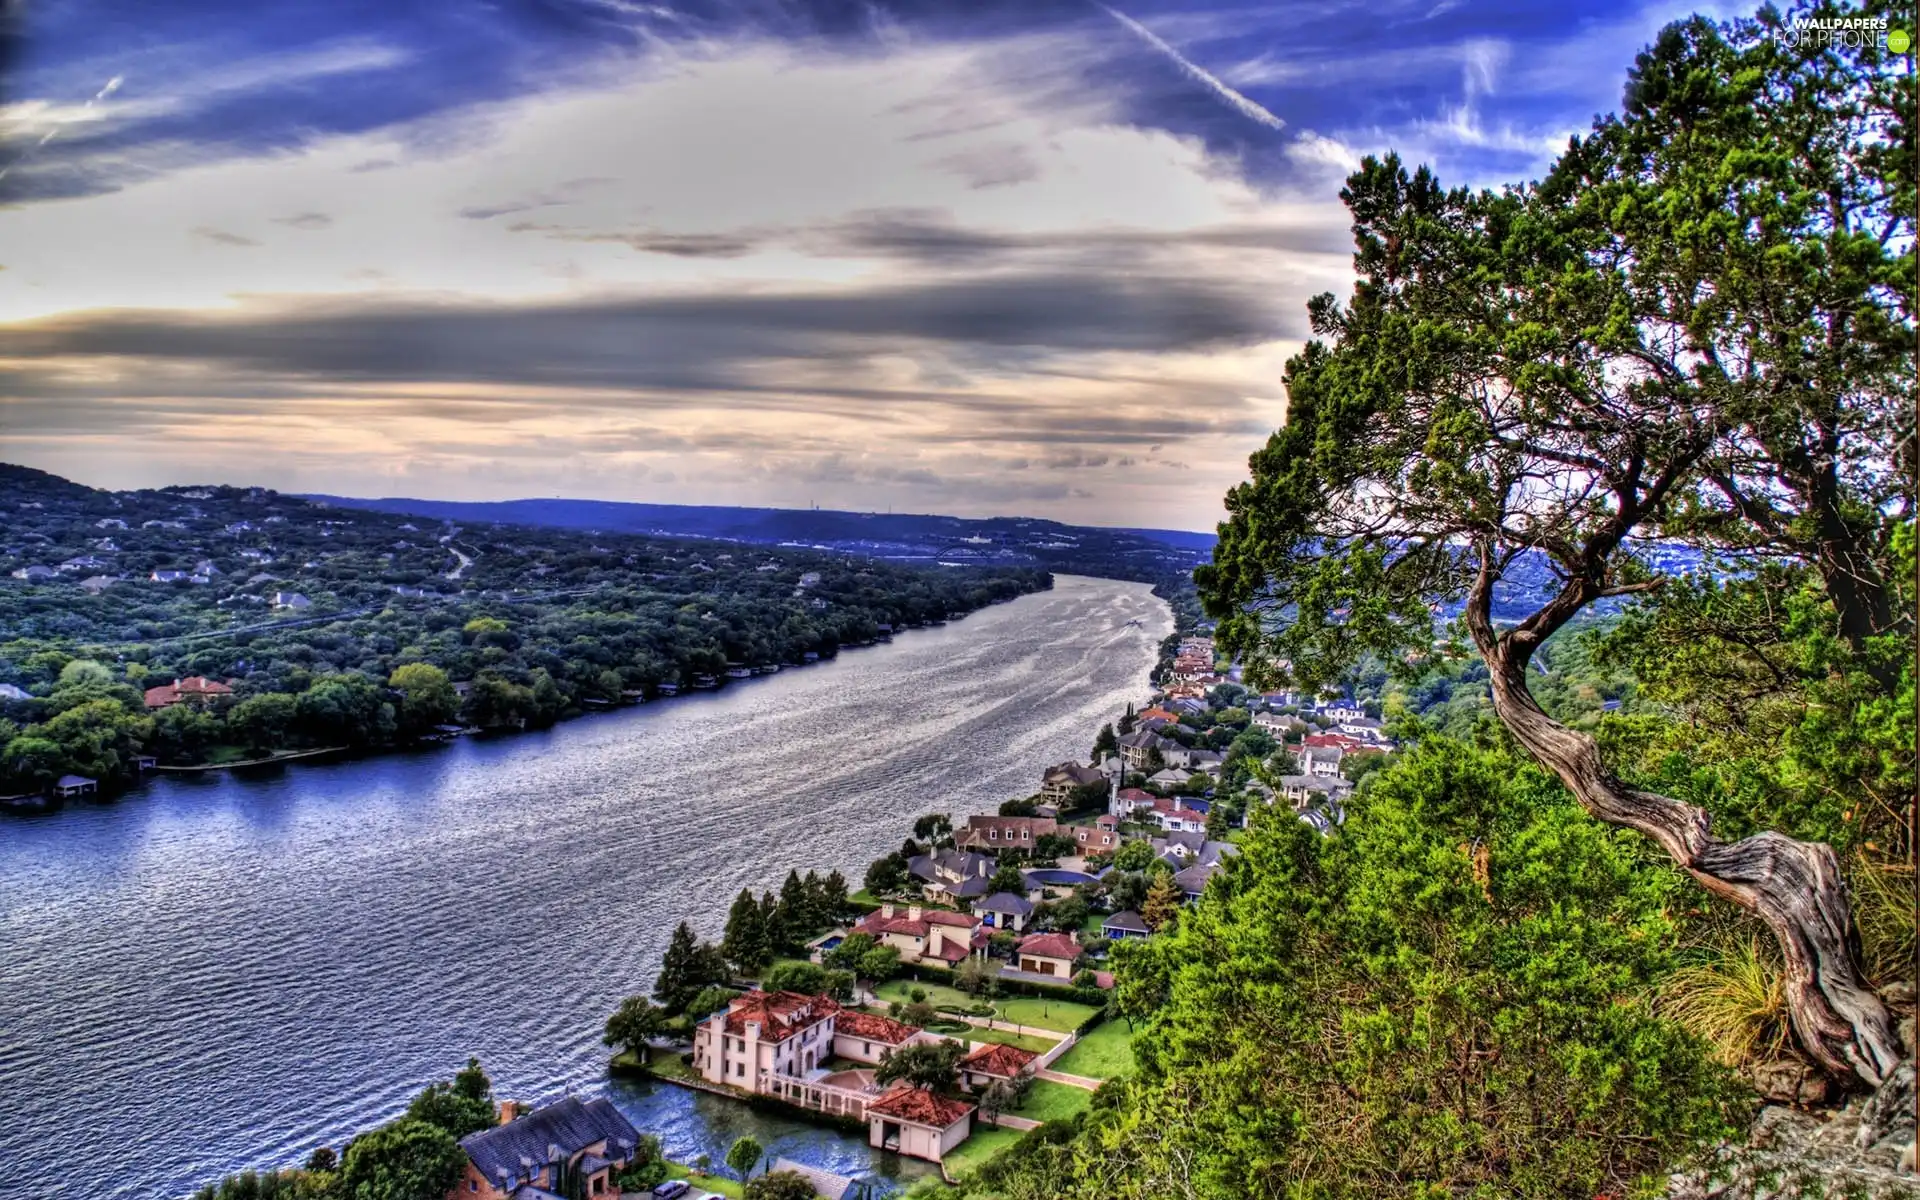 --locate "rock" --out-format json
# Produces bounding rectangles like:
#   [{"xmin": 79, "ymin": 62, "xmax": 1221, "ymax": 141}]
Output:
[
  {"xmin": 1748, "ymin": 1058, "xmax": 1832, "ymax": 1107},
  {"xmin": 1857, "ymin": 1062, "xmax": 1917, "ymax": 1154}
]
